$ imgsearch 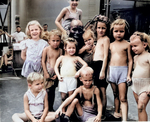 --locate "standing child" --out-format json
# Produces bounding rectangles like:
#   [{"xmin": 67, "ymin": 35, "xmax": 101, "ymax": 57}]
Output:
[
  {"xmin": 55, "ymin": 0, "xmax": 82, "ymax": 36},
  {"xmin": 20, "ymin": 20, "xmax": 48, "ymax": 77},
  {"xmin": 92, "ymin": 15, "xmax": 110, "ymax": 119},
  {"xmin": 79, "ymin": 29, "xmax": 95, "ymax": 67},
  {"xmin": 54, "ymin": 37, "xmax": 87, "ymax": 102},
  {"xmin": 42, "ymin": 29, "xmax": 62, "ymax": 111},
  {"xmin": 12, "ymin": 72, "xmax": 56, "ymax": 122},
  {"xmin": 55, "ymin": 67, "xmax": 102, "ymax": 122},
  {"xmin": 107, "ymin": 19, "xmax": 133, "ymax": 121},
  {"xmin": 130, "ymin": 31, "xmax": 150, "ymax": 121}
]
